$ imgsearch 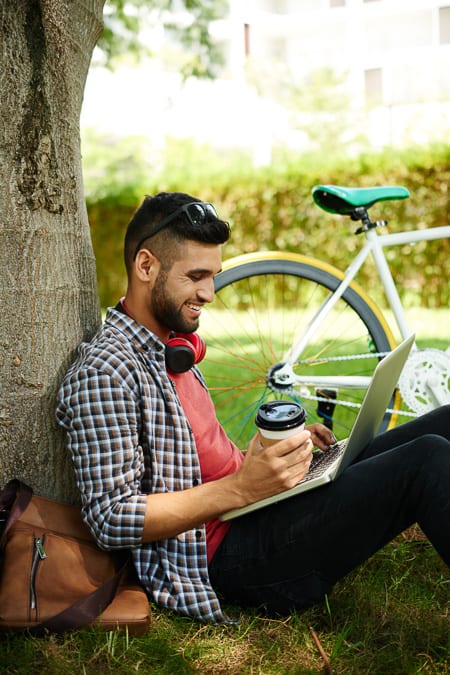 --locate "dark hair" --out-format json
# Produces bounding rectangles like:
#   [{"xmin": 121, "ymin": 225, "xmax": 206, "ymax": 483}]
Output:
[{"xmin": 124, "ymin": 192, "xmax": 230, "ymax": 274}]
